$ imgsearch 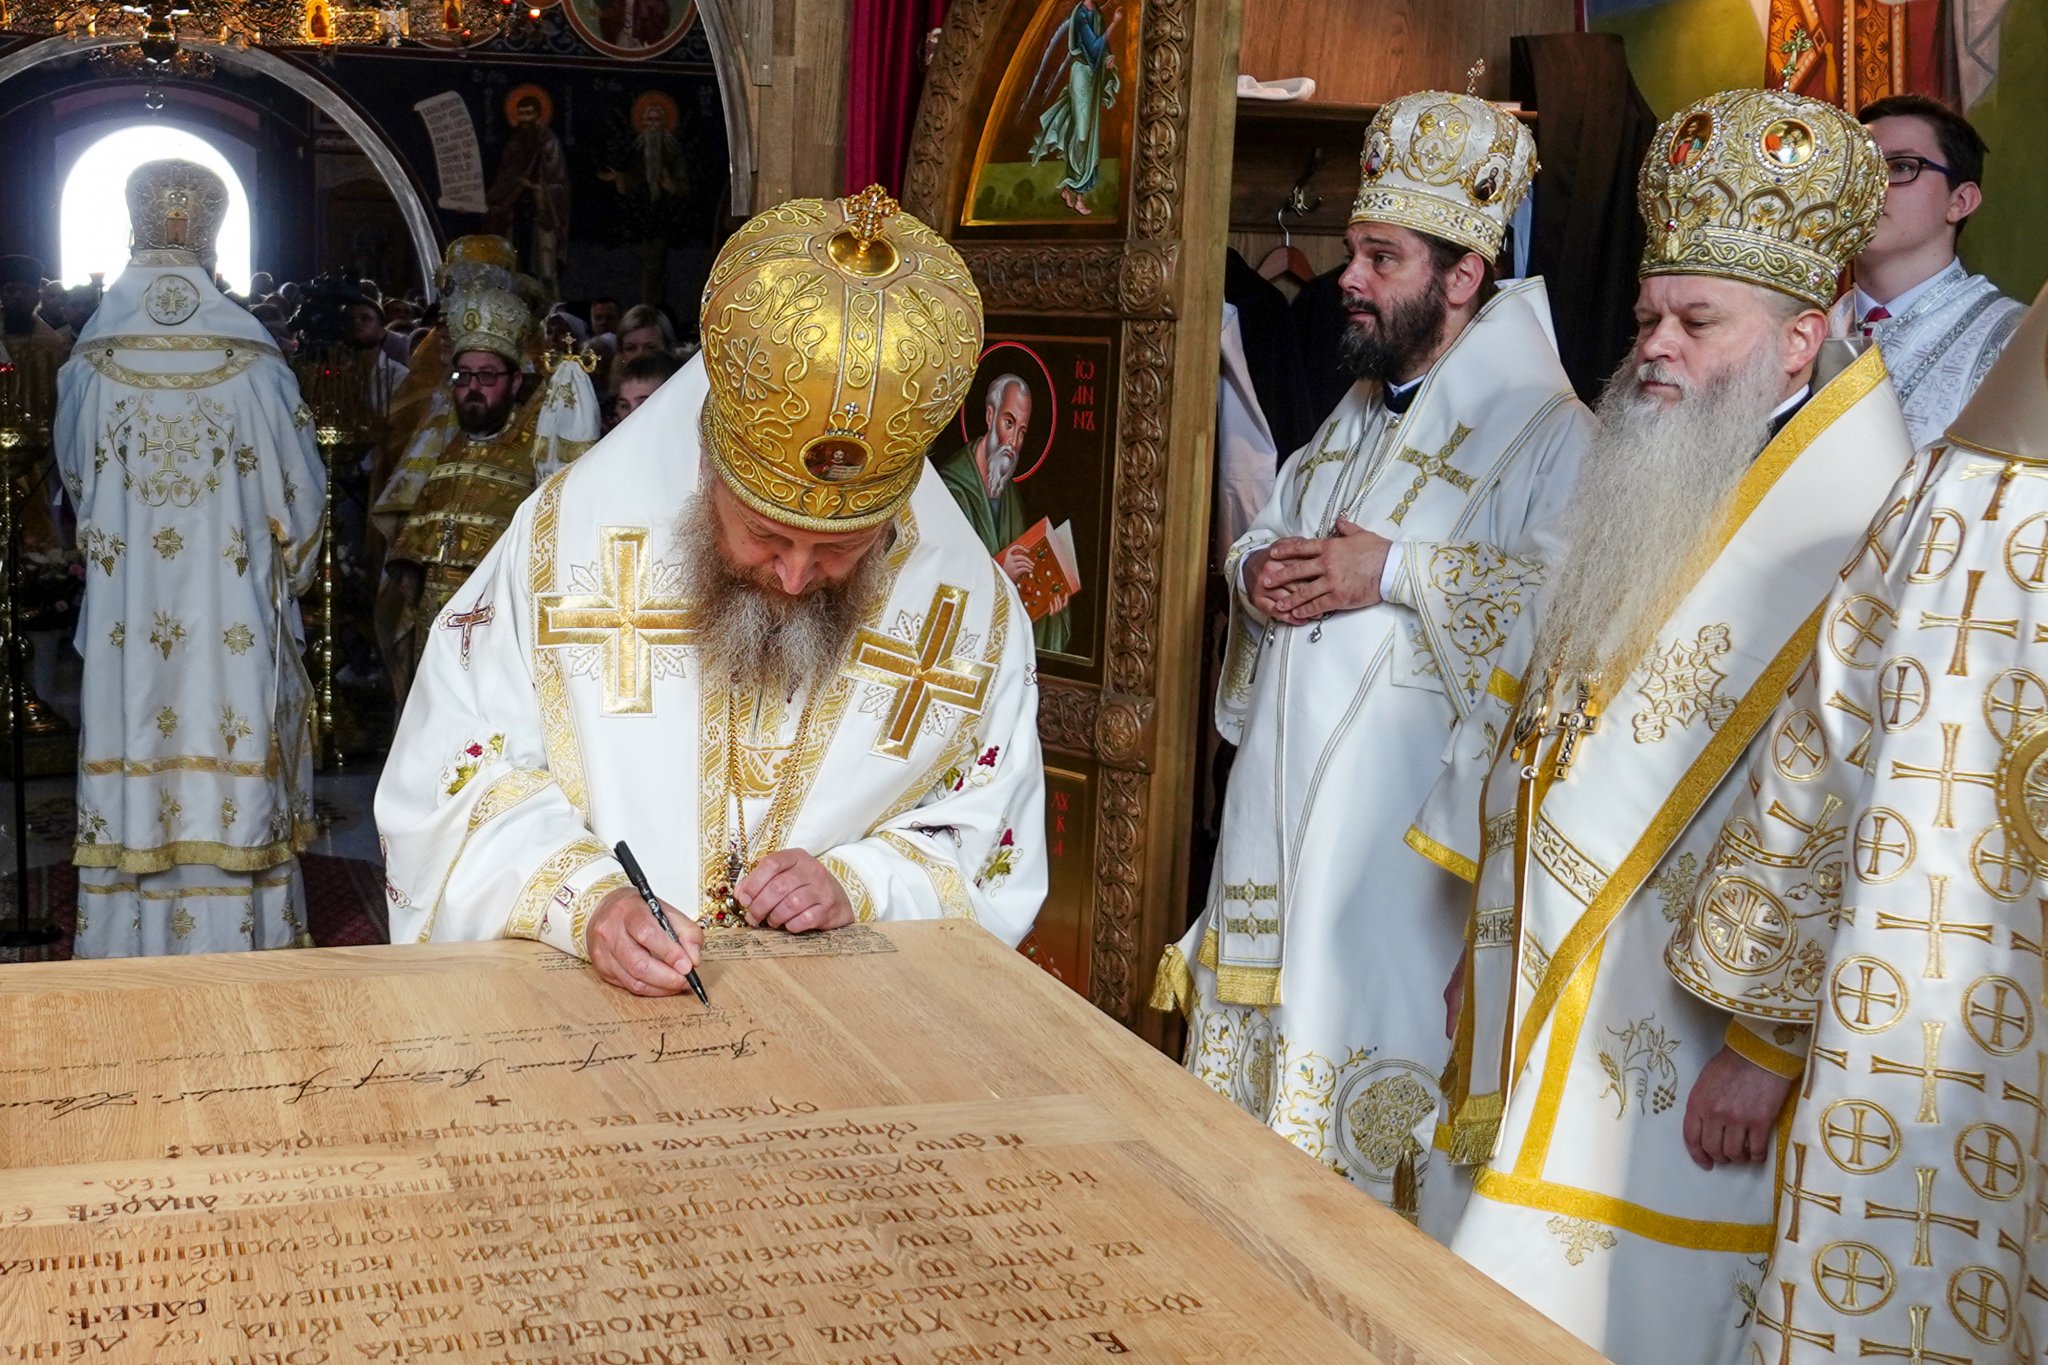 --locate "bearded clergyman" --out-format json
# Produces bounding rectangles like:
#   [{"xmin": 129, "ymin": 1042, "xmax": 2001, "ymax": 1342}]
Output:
[
  {"xmin": 1665, "ymin": 287, "xmax": 2048, "ymax": 1362},
  {"xmin": 1146, "ymin": 90, "xmax": 1591, "ymax": 1205},
  {"xmin": 375, "ymin": 189, "xmax": 1045, "ymax": 990},
  {"xmin": 1404, "ymin": 91, "xmax": 1914, "ymax": 1365}
]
